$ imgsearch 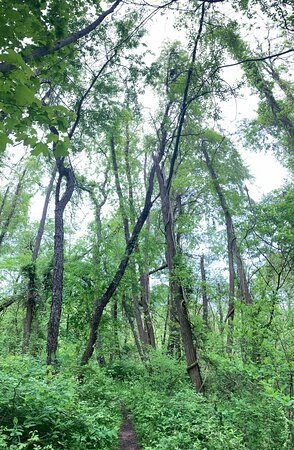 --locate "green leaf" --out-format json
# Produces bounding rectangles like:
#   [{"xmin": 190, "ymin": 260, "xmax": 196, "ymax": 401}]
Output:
[
  {"xmin": 24, "ymin": 136, "xmax": 37, "ymax": 147},
  {"xmin": 0, "ymin": 50, "xmax": 26, "ymax": 68},
  {"xmin": 54, "ymin": 139, "xmax": 70, "ymax": 157},
  {"xmin": 0, "ymin": 132, "xmax": 11, "ymax": 152},
  {"xmin": 47, "ymin": 132, "xmax": 59, "ymax": 143},
  {"xmin": 31, "ymin": 143, "xmax": 49, "ymax": 156},
  {"xmin": 14, "ymin": 85, "xmax": 36, "ymax": 106}
]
